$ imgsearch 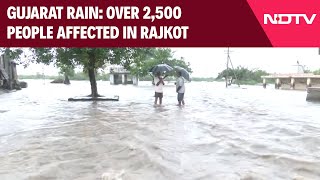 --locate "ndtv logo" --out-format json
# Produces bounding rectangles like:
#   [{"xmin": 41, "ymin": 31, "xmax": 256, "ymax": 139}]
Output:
[{"xmin": 264, "ymin": 14, "xmax": 317, "ymax": 25}]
